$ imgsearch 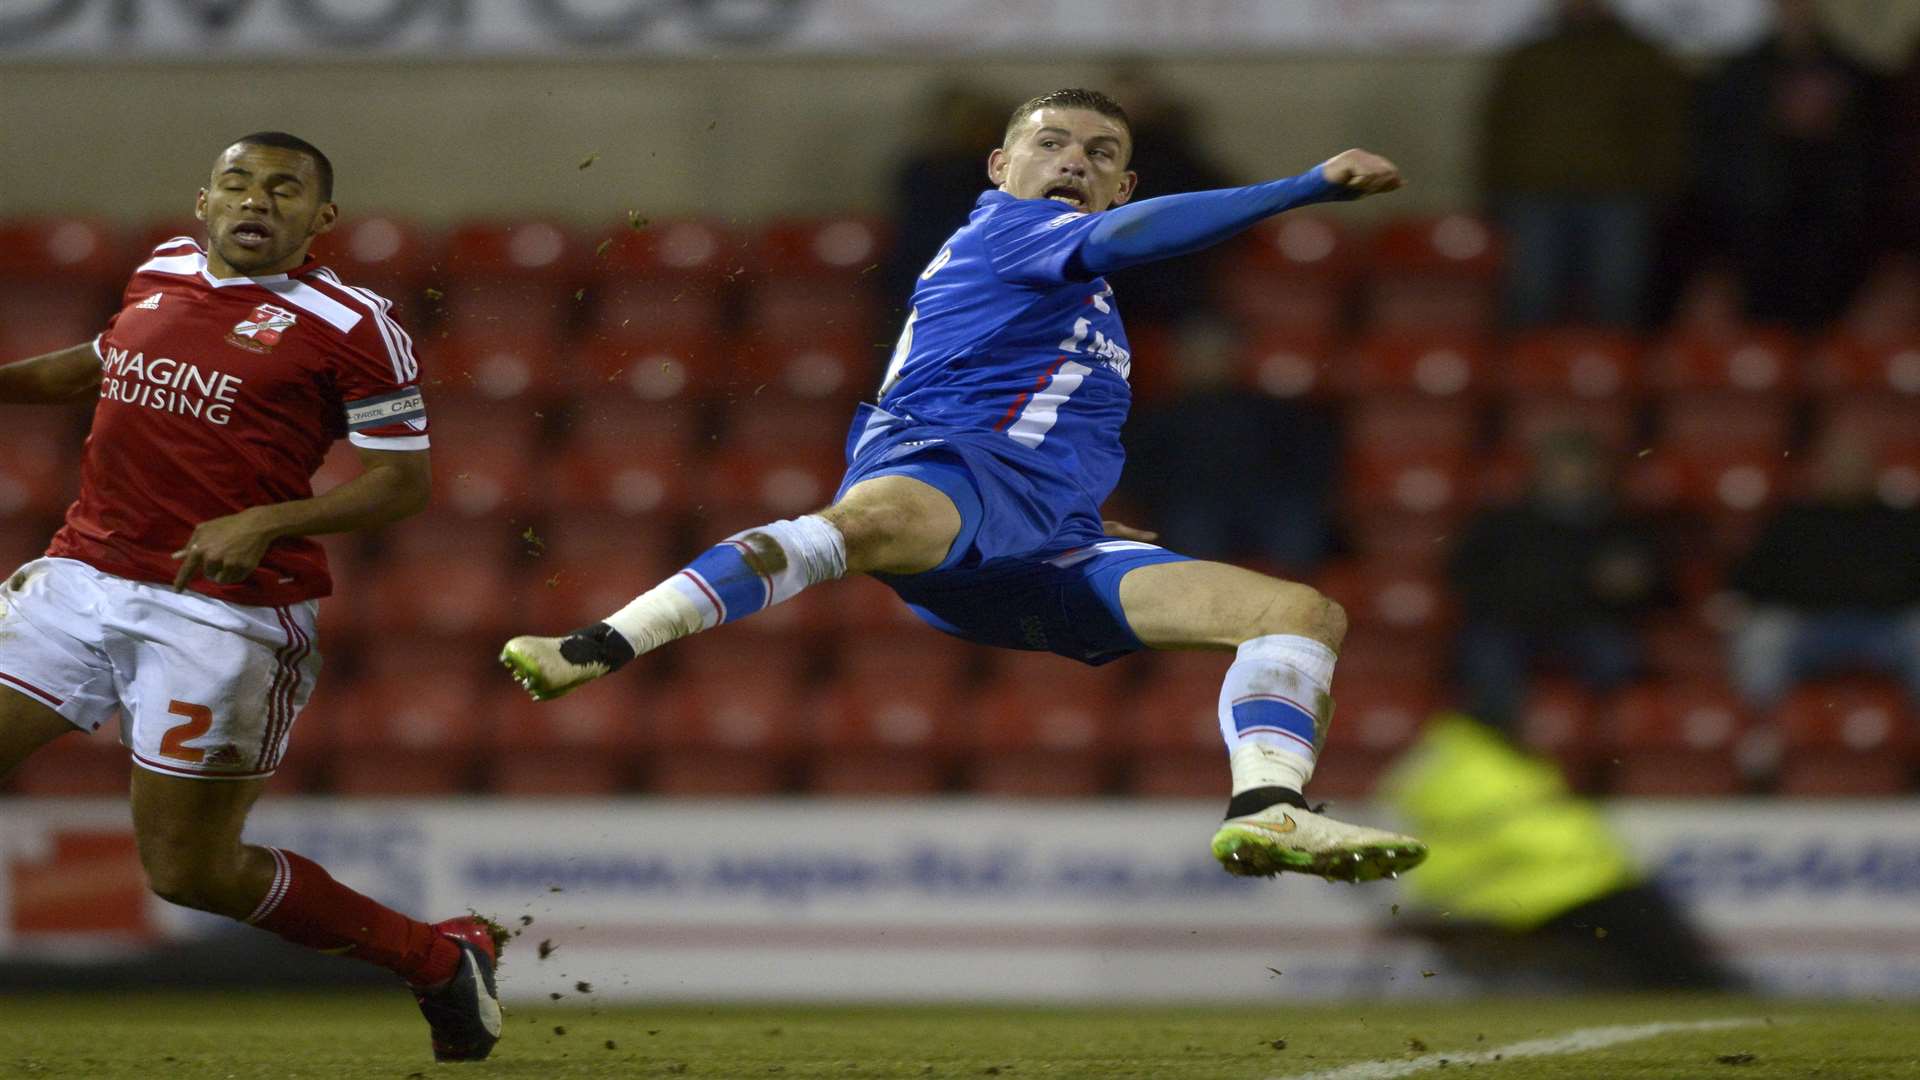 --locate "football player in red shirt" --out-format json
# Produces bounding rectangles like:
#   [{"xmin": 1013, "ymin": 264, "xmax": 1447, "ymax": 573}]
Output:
[{"xmin": 0, "ymin": 133, "xmax": 503, "ymax": 1062}]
